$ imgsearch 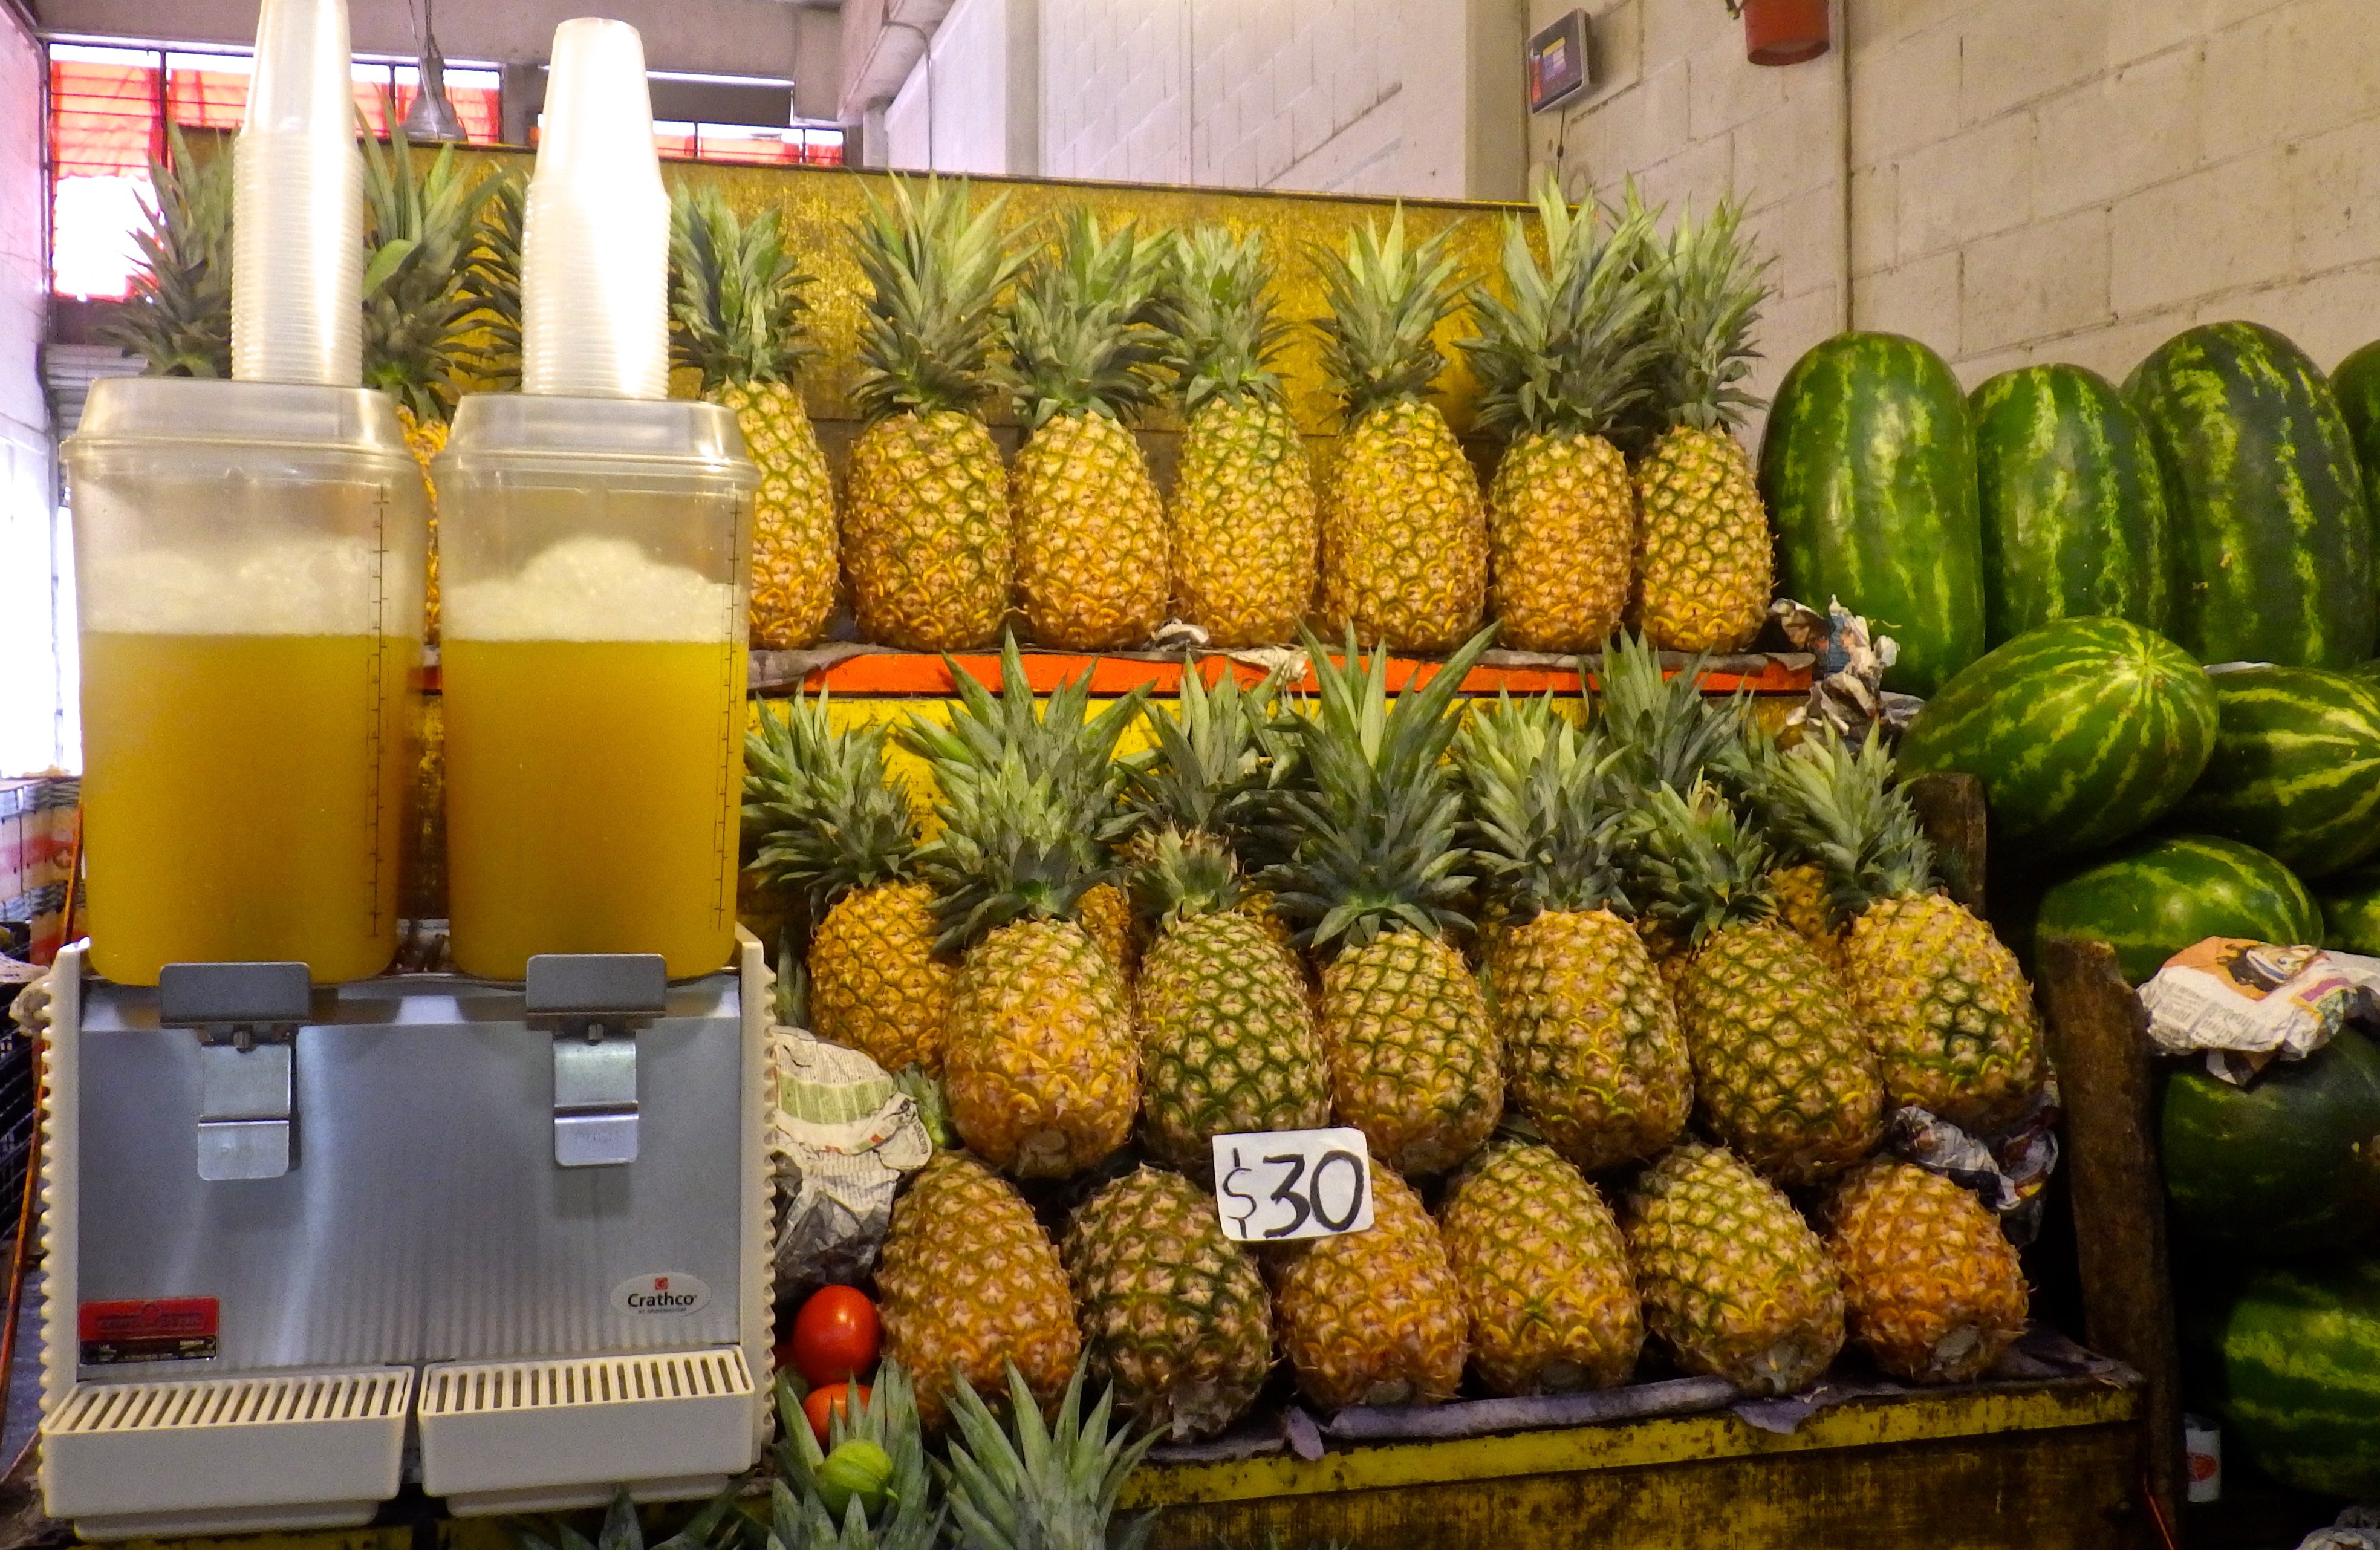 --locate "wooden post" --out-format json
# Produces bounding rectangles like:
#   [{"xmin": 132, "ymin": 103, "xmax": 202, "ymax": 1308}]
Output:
[
  {"xmin": 1902, "ymin": 770, "xmax": 1988, "ymax": 917},
  {"xmin": 2038, "ymin": 935, "xmax": 2182, "ymax": 1532}
]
